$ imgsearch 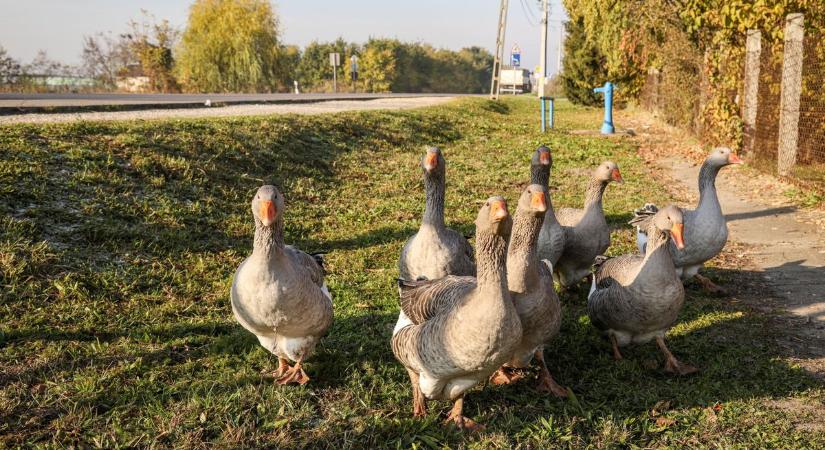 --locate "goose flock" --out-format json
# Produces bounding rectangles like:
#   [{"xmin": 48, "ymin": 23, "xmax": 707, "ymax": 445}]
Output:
[{"xmin": 230, "ymin": 145, "xmax": 742, "ymax": 430}]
